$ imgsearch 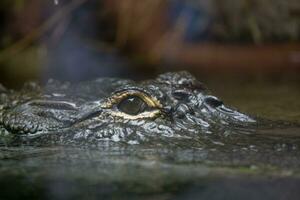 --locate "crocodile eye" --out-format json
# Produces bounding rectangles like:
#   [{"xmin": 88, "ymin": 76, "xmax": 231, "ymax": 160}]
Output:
[
  {"xmin": 117, "ymin": 95, "xmax": 148, "ymax": 115},
  {"xmin": 102, "ymin": 89, "xmax": 163, "ymax": 119}
]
